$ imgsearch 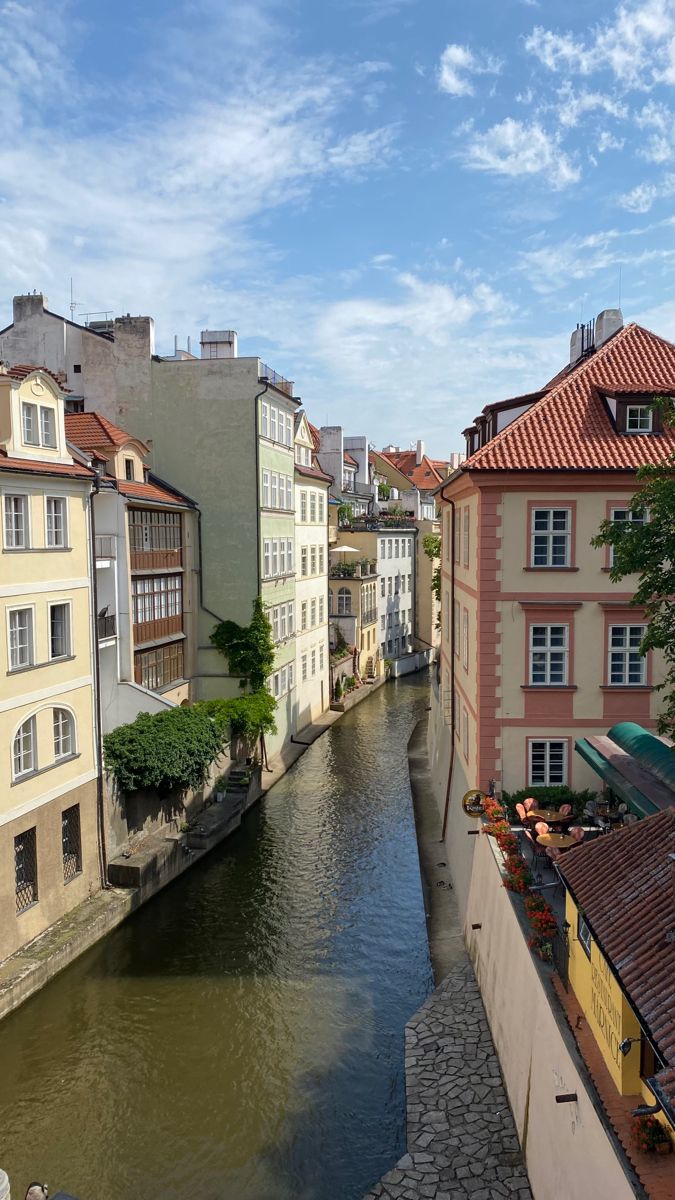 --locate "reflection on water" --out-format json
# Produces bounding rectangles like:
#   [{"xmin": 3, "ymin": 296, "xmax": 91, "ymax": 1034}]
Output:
[{"xmin": 0, "ymin": 674, "xmax": 432, "ymax": 1200}]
